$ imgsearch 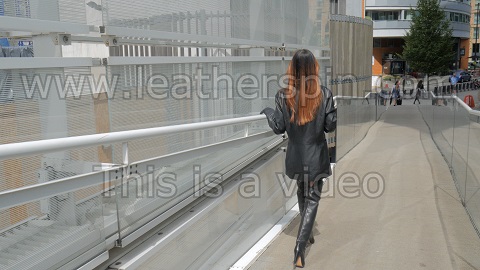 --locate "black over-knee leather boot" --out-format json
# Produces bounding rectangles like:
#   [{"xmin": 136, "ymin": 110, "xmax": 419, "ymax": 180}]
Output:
[
  {"xmin": 296, "ymin": 179, "xmax": 306, "ymax": 214},
  {"xmin": 296, "ymin": 179, "xmax": 315, "ymax": 244},
  {"xmin": 293, "ymin": 180, "xmax": 322, "ymax": 268}
]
